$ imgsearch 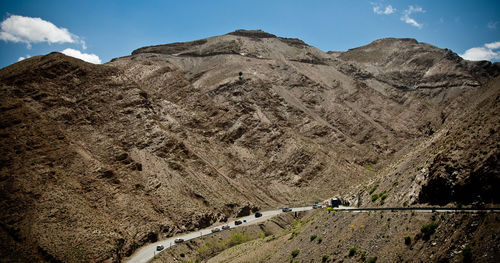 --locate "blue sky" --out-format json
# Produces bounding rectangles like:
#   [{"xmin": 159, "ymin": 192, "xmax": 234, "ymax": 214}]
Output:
[{"xmin": 0, "ymin": 0, "xmax": 499, "ymax": 68}]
